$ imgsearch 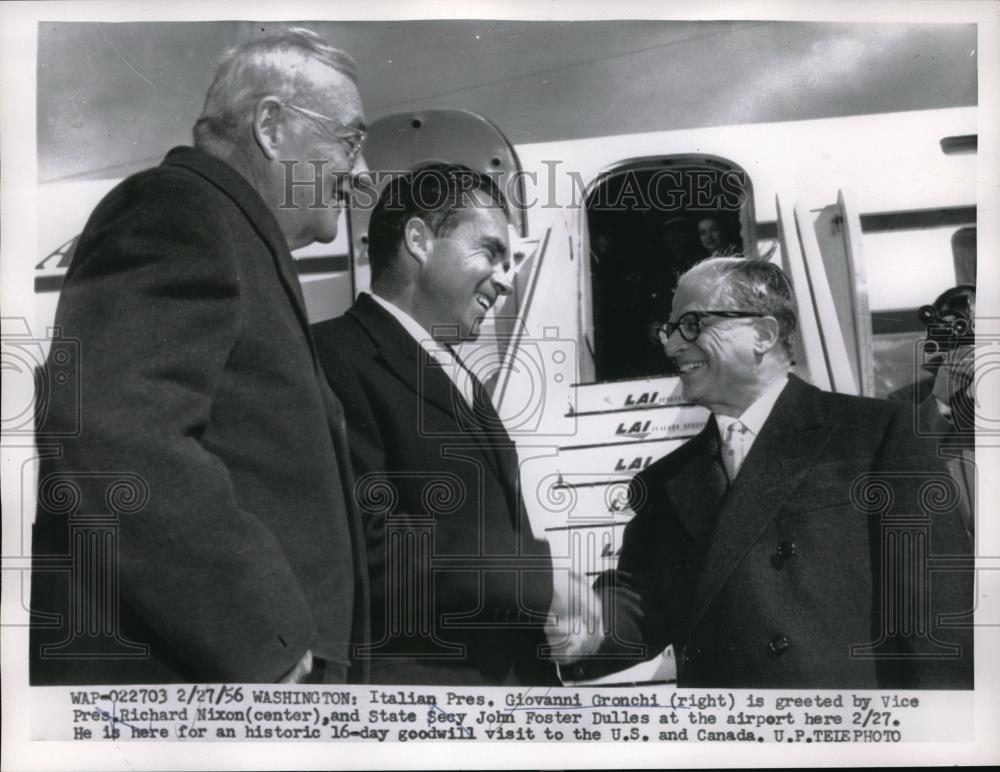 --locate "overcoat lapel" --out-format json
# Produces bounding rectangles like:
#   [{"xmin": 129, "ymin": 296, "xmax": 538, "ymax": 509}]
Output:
[
  {"xmin": 346, "ymin": 295, "xmax": 508, "ymax": 490},
  {"xmin": 663, "ymin": 416, "xmax": 727, "ymax": 543},
  {"xmin": 688, "ymin": 376, "xmax": 832, "ymax": 632},
  {"xmin": 162, "ymin": 148, "xmax": 316, "ymax": 354}
]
